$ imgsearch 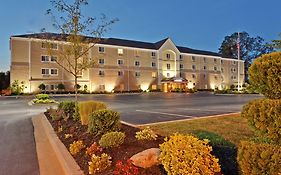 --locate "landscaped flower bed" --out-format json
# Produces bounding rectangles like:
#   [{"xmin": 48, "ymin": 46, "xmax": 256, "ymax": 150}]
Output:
[{"xmin": 45, "ymin": 112, "xmax": 165, "ymax": 175}]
